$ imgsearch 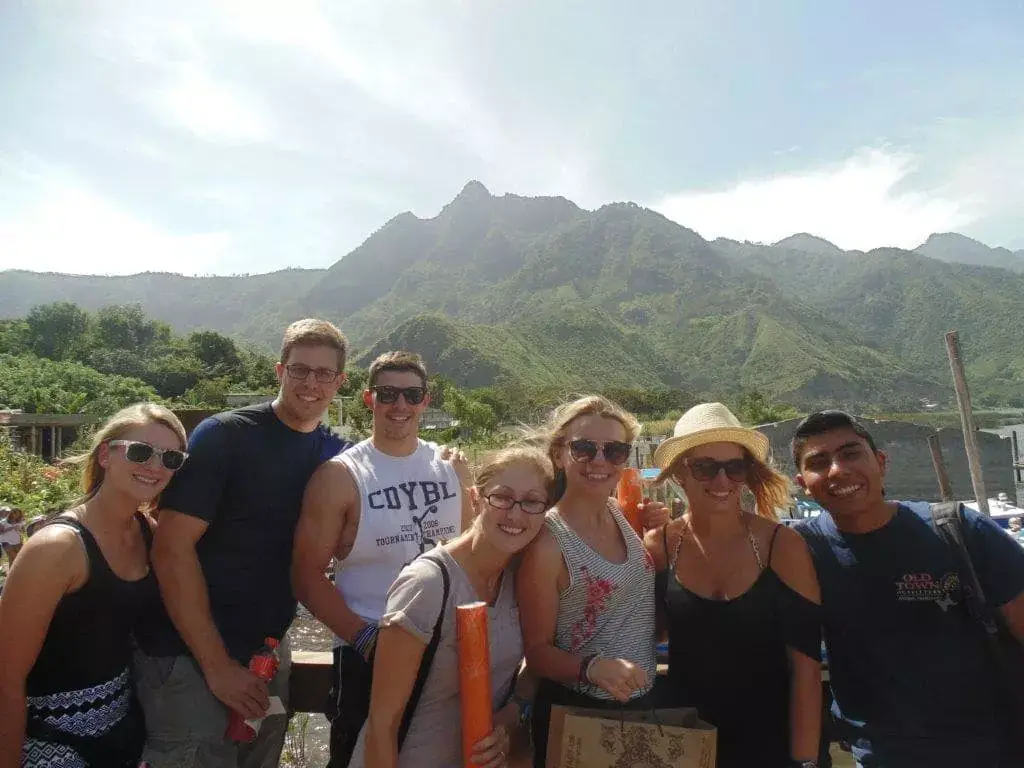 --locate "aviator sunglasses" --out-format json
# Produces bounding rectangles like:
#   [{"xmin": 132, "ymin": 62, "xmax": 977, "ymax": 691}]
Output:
[
  {"xmin": 684, "ymin": 456, "xmax": 749, "ymax": 482},
  {"xmin": 108, "ymin": 440, "xmax": 188, "ymax": 471},
  {"xmin": 371, "ymin": 385, "xmax": 427, "ymax": 405},
  {"xmin": 567, "ymin": 439, "xmax": 632, "ymax": 466}
]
